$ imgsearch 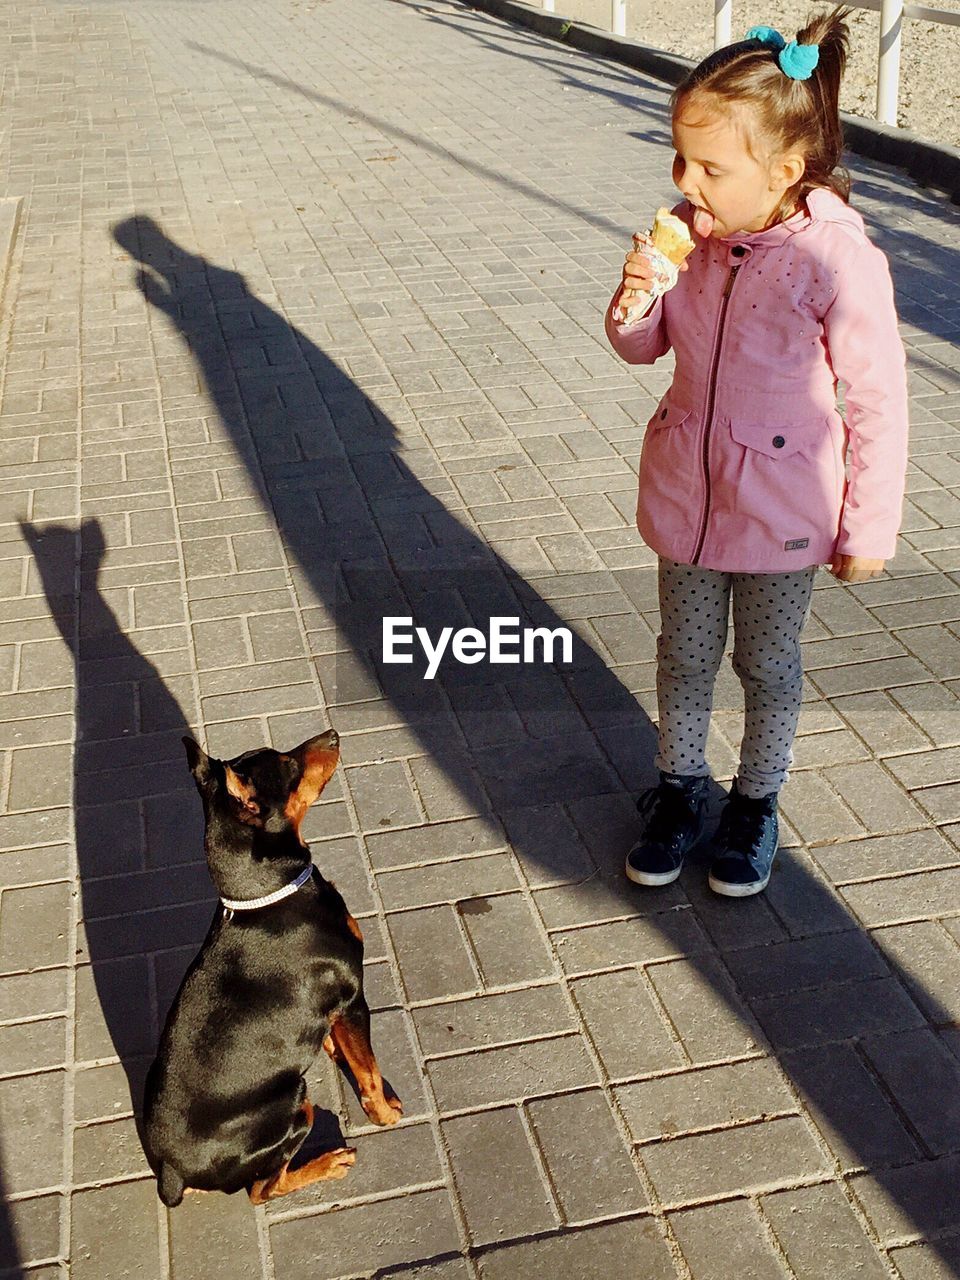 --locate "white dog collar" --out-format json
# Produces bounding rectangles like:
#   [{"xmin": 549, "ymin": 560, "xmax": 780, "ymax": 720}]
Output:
[{"xmin": 221, "ymin": 865, "xmax": 313, "ymax": 920}]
